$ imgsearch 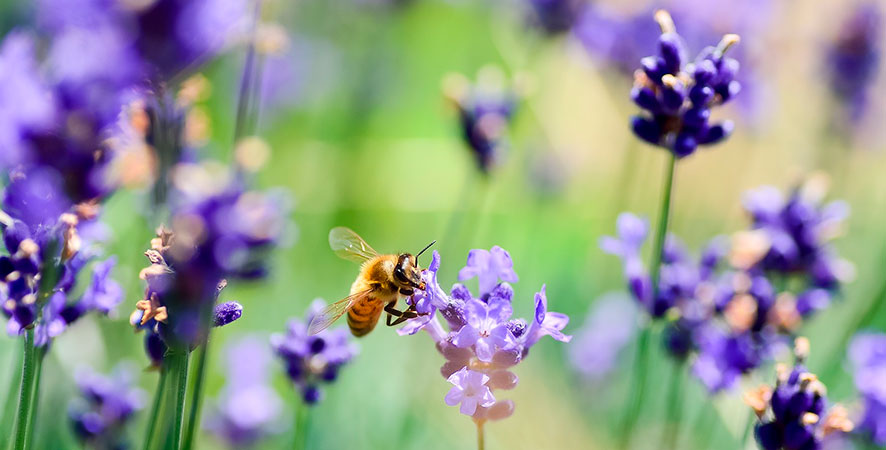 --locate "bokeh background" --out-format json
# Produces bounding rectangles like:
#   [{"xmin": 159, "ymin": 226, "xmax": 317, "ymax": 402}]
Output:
[{"xmin": 1, "ymin": 0, "xmax": 886, "ymax": 448}]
